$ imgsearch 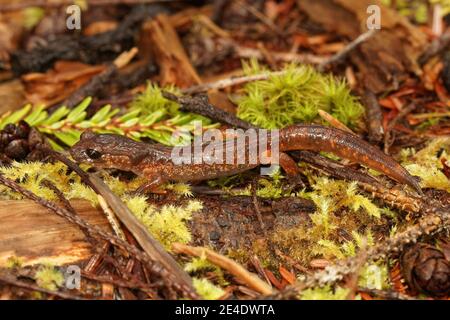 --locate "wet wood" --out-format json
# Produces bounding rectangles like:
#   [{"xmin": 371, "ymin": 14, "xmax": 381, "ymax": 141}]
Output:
[{"xmin": 0, "ymin": 199, "xmax": 110, "ymax": 266}]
